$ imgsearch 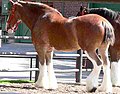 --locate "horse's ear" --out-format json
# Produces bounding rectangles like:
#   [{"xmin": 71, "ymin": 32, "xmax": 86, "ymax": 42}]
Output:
[{"xmin": 9, "ymin": 0, "xmax": 15, "ymax": 5}]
